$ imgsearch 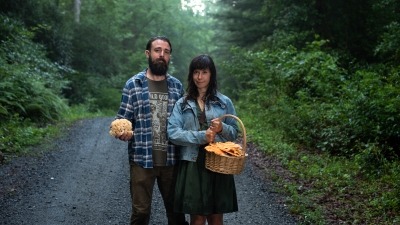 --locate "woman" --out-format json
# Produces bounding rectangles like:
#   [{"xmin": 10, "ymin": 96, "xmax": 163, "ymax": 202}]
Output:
[{"xmin": 167, "ymin": 54, "xmax": 239, "ymax": 225}]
